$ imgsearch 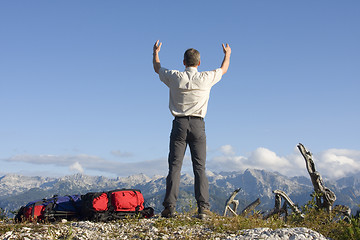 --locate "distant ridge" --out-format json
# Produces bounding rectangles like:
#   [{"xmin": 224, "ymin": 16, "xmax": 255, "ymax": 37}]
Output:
[{"xmin": 1, "ymin": 169, "xmax": 359, "ymax": 215}]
